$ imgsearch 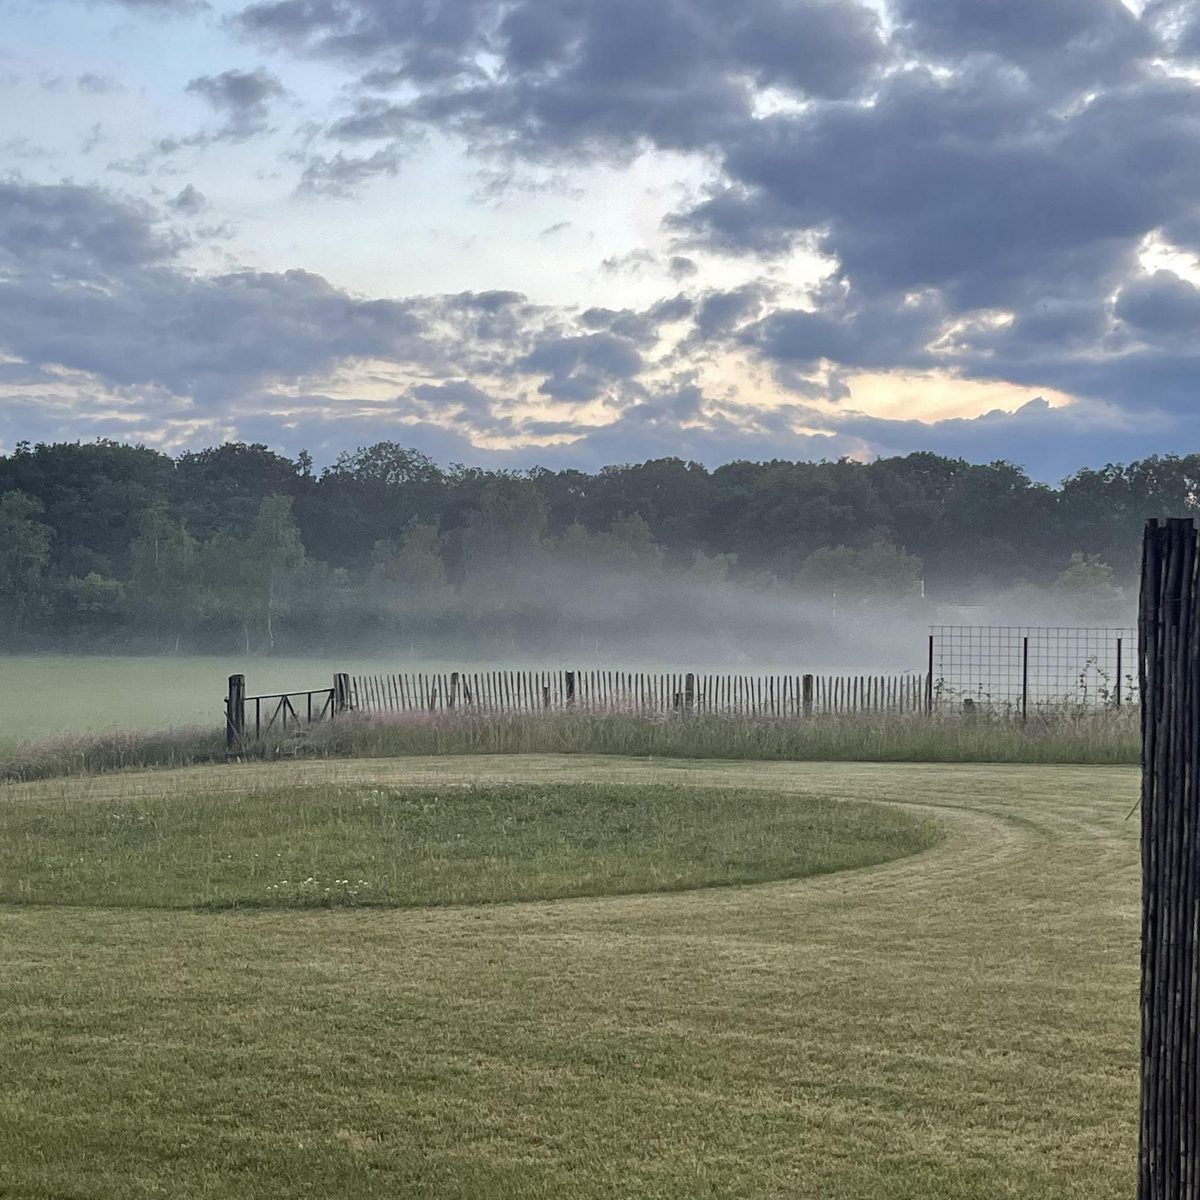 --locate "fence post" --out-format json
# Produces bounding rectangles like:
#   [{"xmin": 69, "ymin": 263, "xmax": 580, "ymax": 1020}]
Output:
[
  {"xmin": 926, "ymin": 634, "xmax": 935, "ymax": 715},
  {"xmin": 566, "ymin": 670, "xmax": 576, "ymax": 708},
  {"xmin": 1138, "ymin": 516, "xmax": 1200, "ymax": 1199},
  {"xmin": 685, "ymin": 673, "xmax": 695, "ymax": 712},
  {"xmin": 226, "ymin": 674, "xmax": 245, "ymax": 752},
  {"xmin": 1021, "ymin": 636, "xmax": 1030, "ymax": 723},
  {"xmin": 1116, "ymin": 637, "xmax": 1123, "ymax": 708},
  {"xmin": 449, "ymin": 672, "xmax": 459, "ymax": 711},
  {"xmin": 802, "ymin": 674, "xmax": 814, "ymax": 718},
  {"xmin": 333, "ymin": 673, "xmax": 350, "ymax": 715}
]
